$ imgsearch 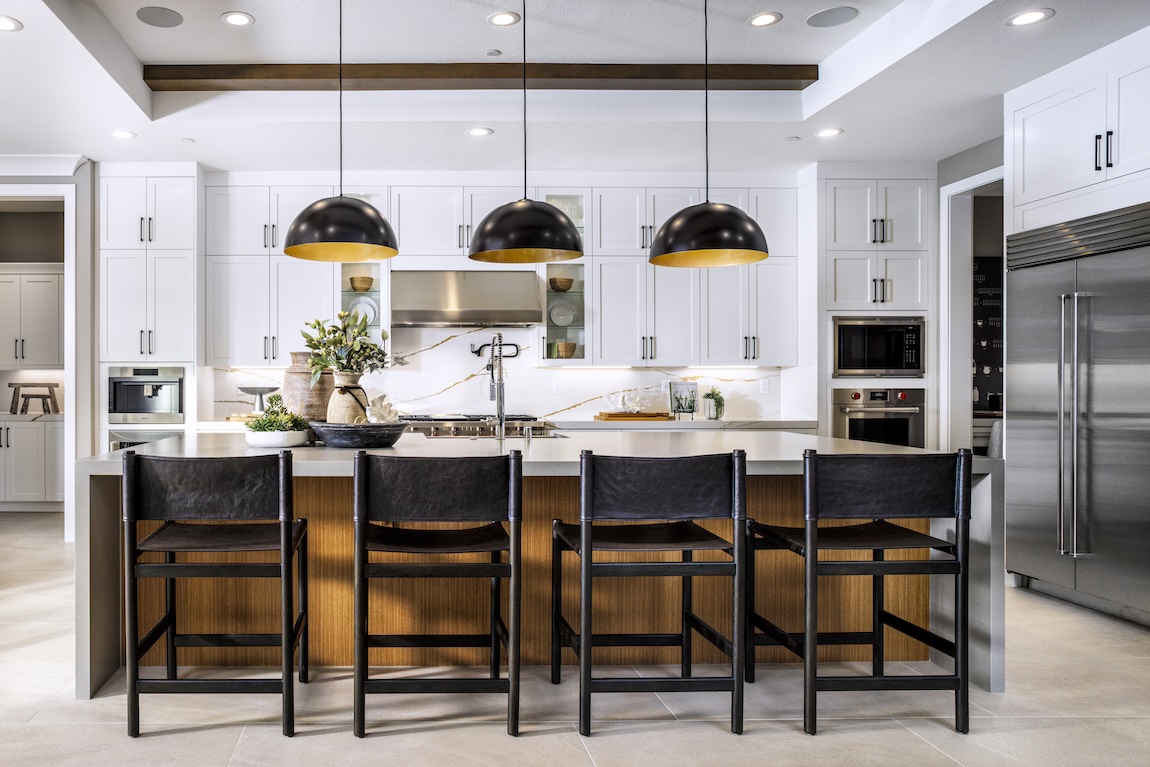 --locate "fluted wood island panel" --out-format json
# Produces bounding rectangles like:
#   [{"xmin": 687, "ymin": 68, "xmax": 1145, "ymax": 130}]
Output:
[{"xmin": 76, "ymin": 431, "xmax": 1004, "ymax": 697}]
